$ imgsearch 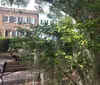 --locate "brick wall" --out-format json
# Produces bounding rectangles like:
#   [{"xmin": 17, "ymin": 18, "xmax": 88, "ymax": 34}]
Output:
[{"xmin": 0, "ymin": 7, "xmax": 39, "ymax": 37}]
